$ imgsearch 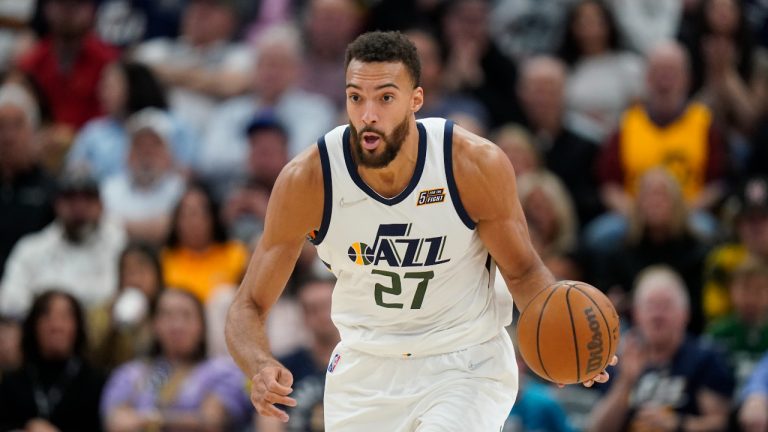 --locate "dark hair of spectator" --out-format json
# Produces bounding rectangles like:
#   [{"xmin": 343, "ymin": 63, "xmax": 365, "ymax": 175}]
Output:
[
  {"xmin": 686, "ymin": 0, "xmax": 754, "ymax": 91},
  {"xmin": 118, "ymin": 242, "xmax": 165, "ymax": 313},
  {"xmin": 21, "ymin": 290, "xmax": 88, "ymax": 363},
  {"xmin": 345, "ymin": 31, "xmax": 422, "ymax": 87},
  {"xmin": 557, "ymin": 0, "xmax": 621, "ymax": 66},
  {"xmin": 118, "ymin": 61, "xmax": 169, "ymax": 116},
  {"xmin": 150, "ymin": 289, "xmax": 208, "ymax": 362},
  {"xmin": 166, "ymin": 182, "xmax": 229, "ymax": 248}
]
